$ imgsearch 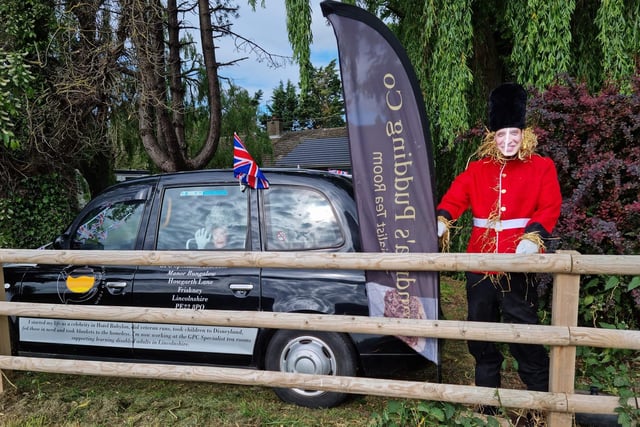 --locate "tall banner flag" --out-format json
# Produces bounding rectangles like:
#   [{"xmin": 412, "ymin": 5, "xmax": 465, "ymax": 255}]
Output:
[
  {"xmin": 321, "ymin": 1, "xmax": 439, "ymax": 363},
  {"xmin": 233, "ymin": 132, "xmax": 270, "ymax": 189}
]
